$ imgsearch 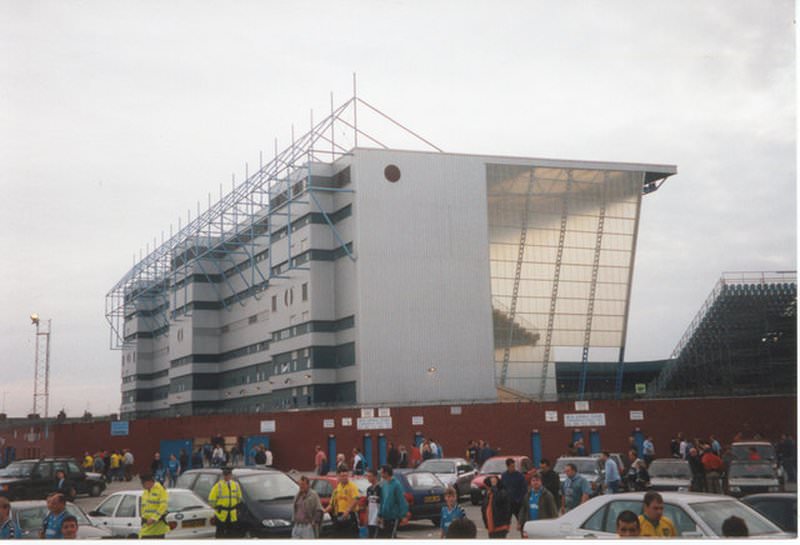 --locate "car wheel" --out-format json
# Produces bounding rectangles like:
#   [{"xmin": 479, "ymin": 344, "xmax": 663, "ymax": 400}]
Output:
[
  {"xmin": 89, "ymin": 484, "xmax": 102, "ymax": 497},
  {"xmin": 470, "ymin": 491, "xmax": 481, "ymax": 506}
]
